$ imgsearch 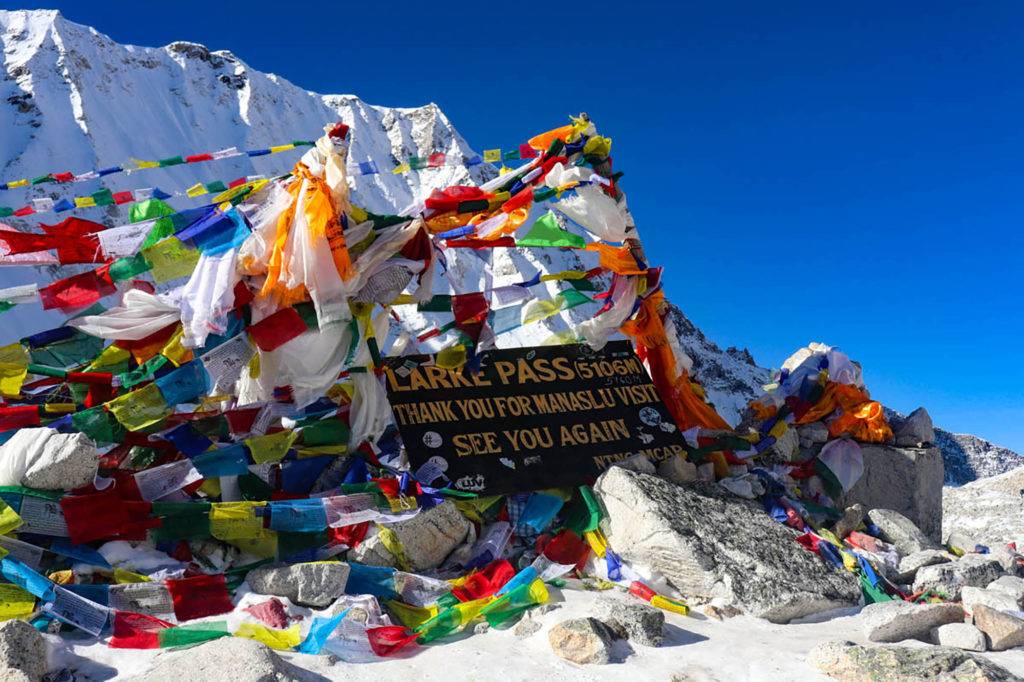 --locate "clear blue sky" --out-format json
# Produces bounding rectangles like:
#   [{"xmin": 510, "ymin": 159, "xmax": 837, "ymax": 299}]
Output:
[{"xmin": 13, "ymin": 1, "xmax": 1024, "ymax": 450}]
